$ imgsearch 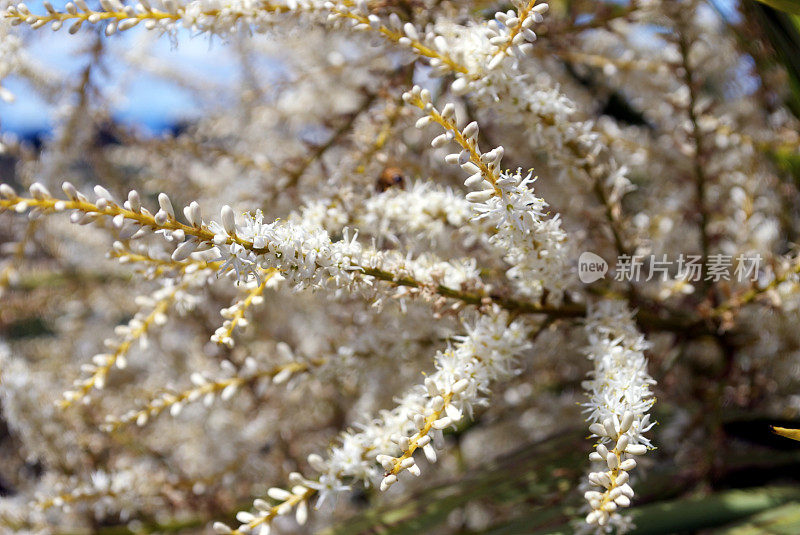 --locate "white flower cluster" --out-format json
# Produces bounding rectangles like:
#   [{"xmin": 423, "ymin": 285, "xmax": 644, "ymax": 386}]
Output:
[
  {"xmin": 209, "ymin": 206, "xmax": 364, "ymax": 287},
  {"xmin": 3, "ymin": 0, "xmax": 800, "ymax": 532},
  {"xmin": 2, "ymin": 182, "xmax": 489, "ymax": 311},
  {"xmin": 324, "ymin": 1, "xmax": 551, "ymax": 101},
  {"xmin": 220, "ymin": 307, "xmax": 531, "ymax": 533},
  {"xmin": 209, "ymin": 205, "xmax": 486, "ymax": 297},
  {"xmin": 581, "ymin": 301, "xmax": 656, "ymax": 533},
  {"xmin": 211, "ymin": 269, "xmax": 280, "ymax": 347},
  {"xmin": 61, "ymin": 274, "xmax": 203, "ymax": 407},
  {"xmin": 374, "ymin": 307, "xmax": 531, "ymax": 489},
  {"xmin": 408, "ymin": 2, "xmax": 636, "ymax": 221},
  {"xmin": 474, "ymin": 169, "xmax": 571, "ymax": 301},
  {"xmin": 445, "ymin": 2, "xmax": 550, "ymax": 95},
  {"xmin": 102, "ymin": 345, "xmax": 310, "ymax": 431},
  {"xmin": 406, "ymin": 85, "xmax": 571, "ymax": 303},
  {"xmin": 357, "ymin": 181, "xmax": 483, "ymax": 249},
  {"xmin": 5, "ymin": 0, "xmax": 301, "ymax": 36}
]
